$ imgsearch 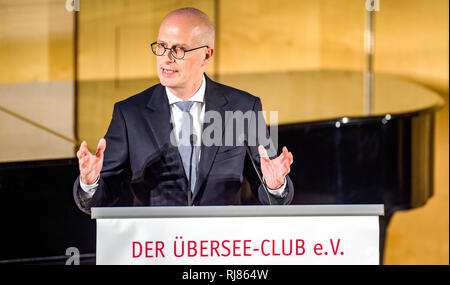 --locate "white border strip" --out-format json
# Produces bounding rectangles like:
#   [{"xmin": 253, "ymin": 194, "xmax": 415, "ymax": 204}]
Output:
[{"xmin": 92, "ymin": 204, "xmax": 384, "ymax": 219}]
